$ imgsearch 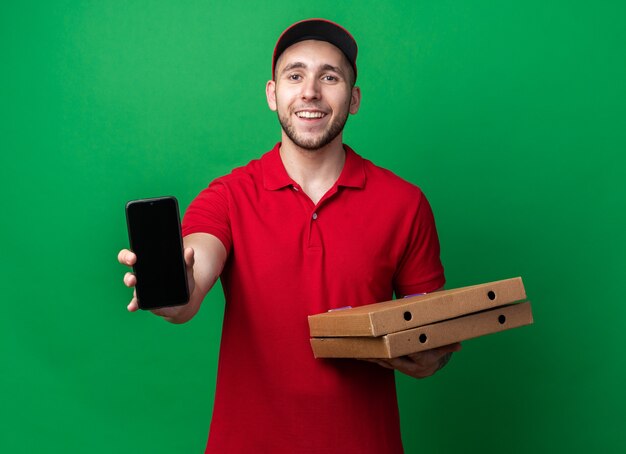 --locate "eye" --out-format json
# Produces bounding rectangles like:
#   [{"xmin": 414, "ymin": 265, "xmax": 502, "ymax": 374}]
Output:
[
  {"xmin": 322, "ymin": 75, "xmax": 338, "ymax": 82},
  {"xmin": 288, "ymin": 73, "xmax": 302, "ymax": 81}
]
